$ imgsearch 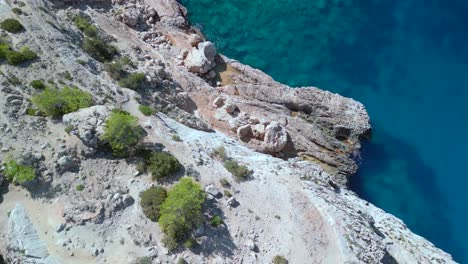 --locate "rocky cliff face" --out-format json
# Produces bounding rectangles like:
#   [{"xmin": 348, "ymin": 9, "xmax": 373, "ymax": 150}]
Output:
[{"xmin": 0, "ymin": 0, "xmax": 456, "ymax": 263}]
